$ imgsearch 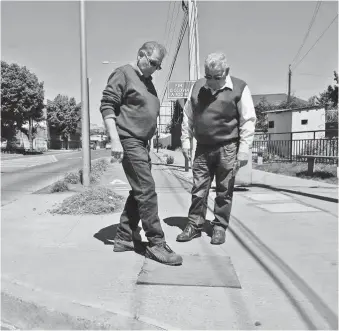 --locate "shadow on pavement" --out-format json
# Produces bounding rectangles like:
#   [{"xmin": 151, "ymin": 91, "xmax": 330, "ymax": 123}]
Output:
[
  {"xmin": 152, "ymin": 162, "xmax": 186, "ymax": 170},
  {"xmin": 93, "ymin": 224, "xmax": 118, "ymax": 245},
  {"xmin": 163, "ymin": 216, "xmax": 214, "ymax": 237},
  {"xmin": 250, "ymin": 183, "xmax": 338, "ymax": 203}
]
